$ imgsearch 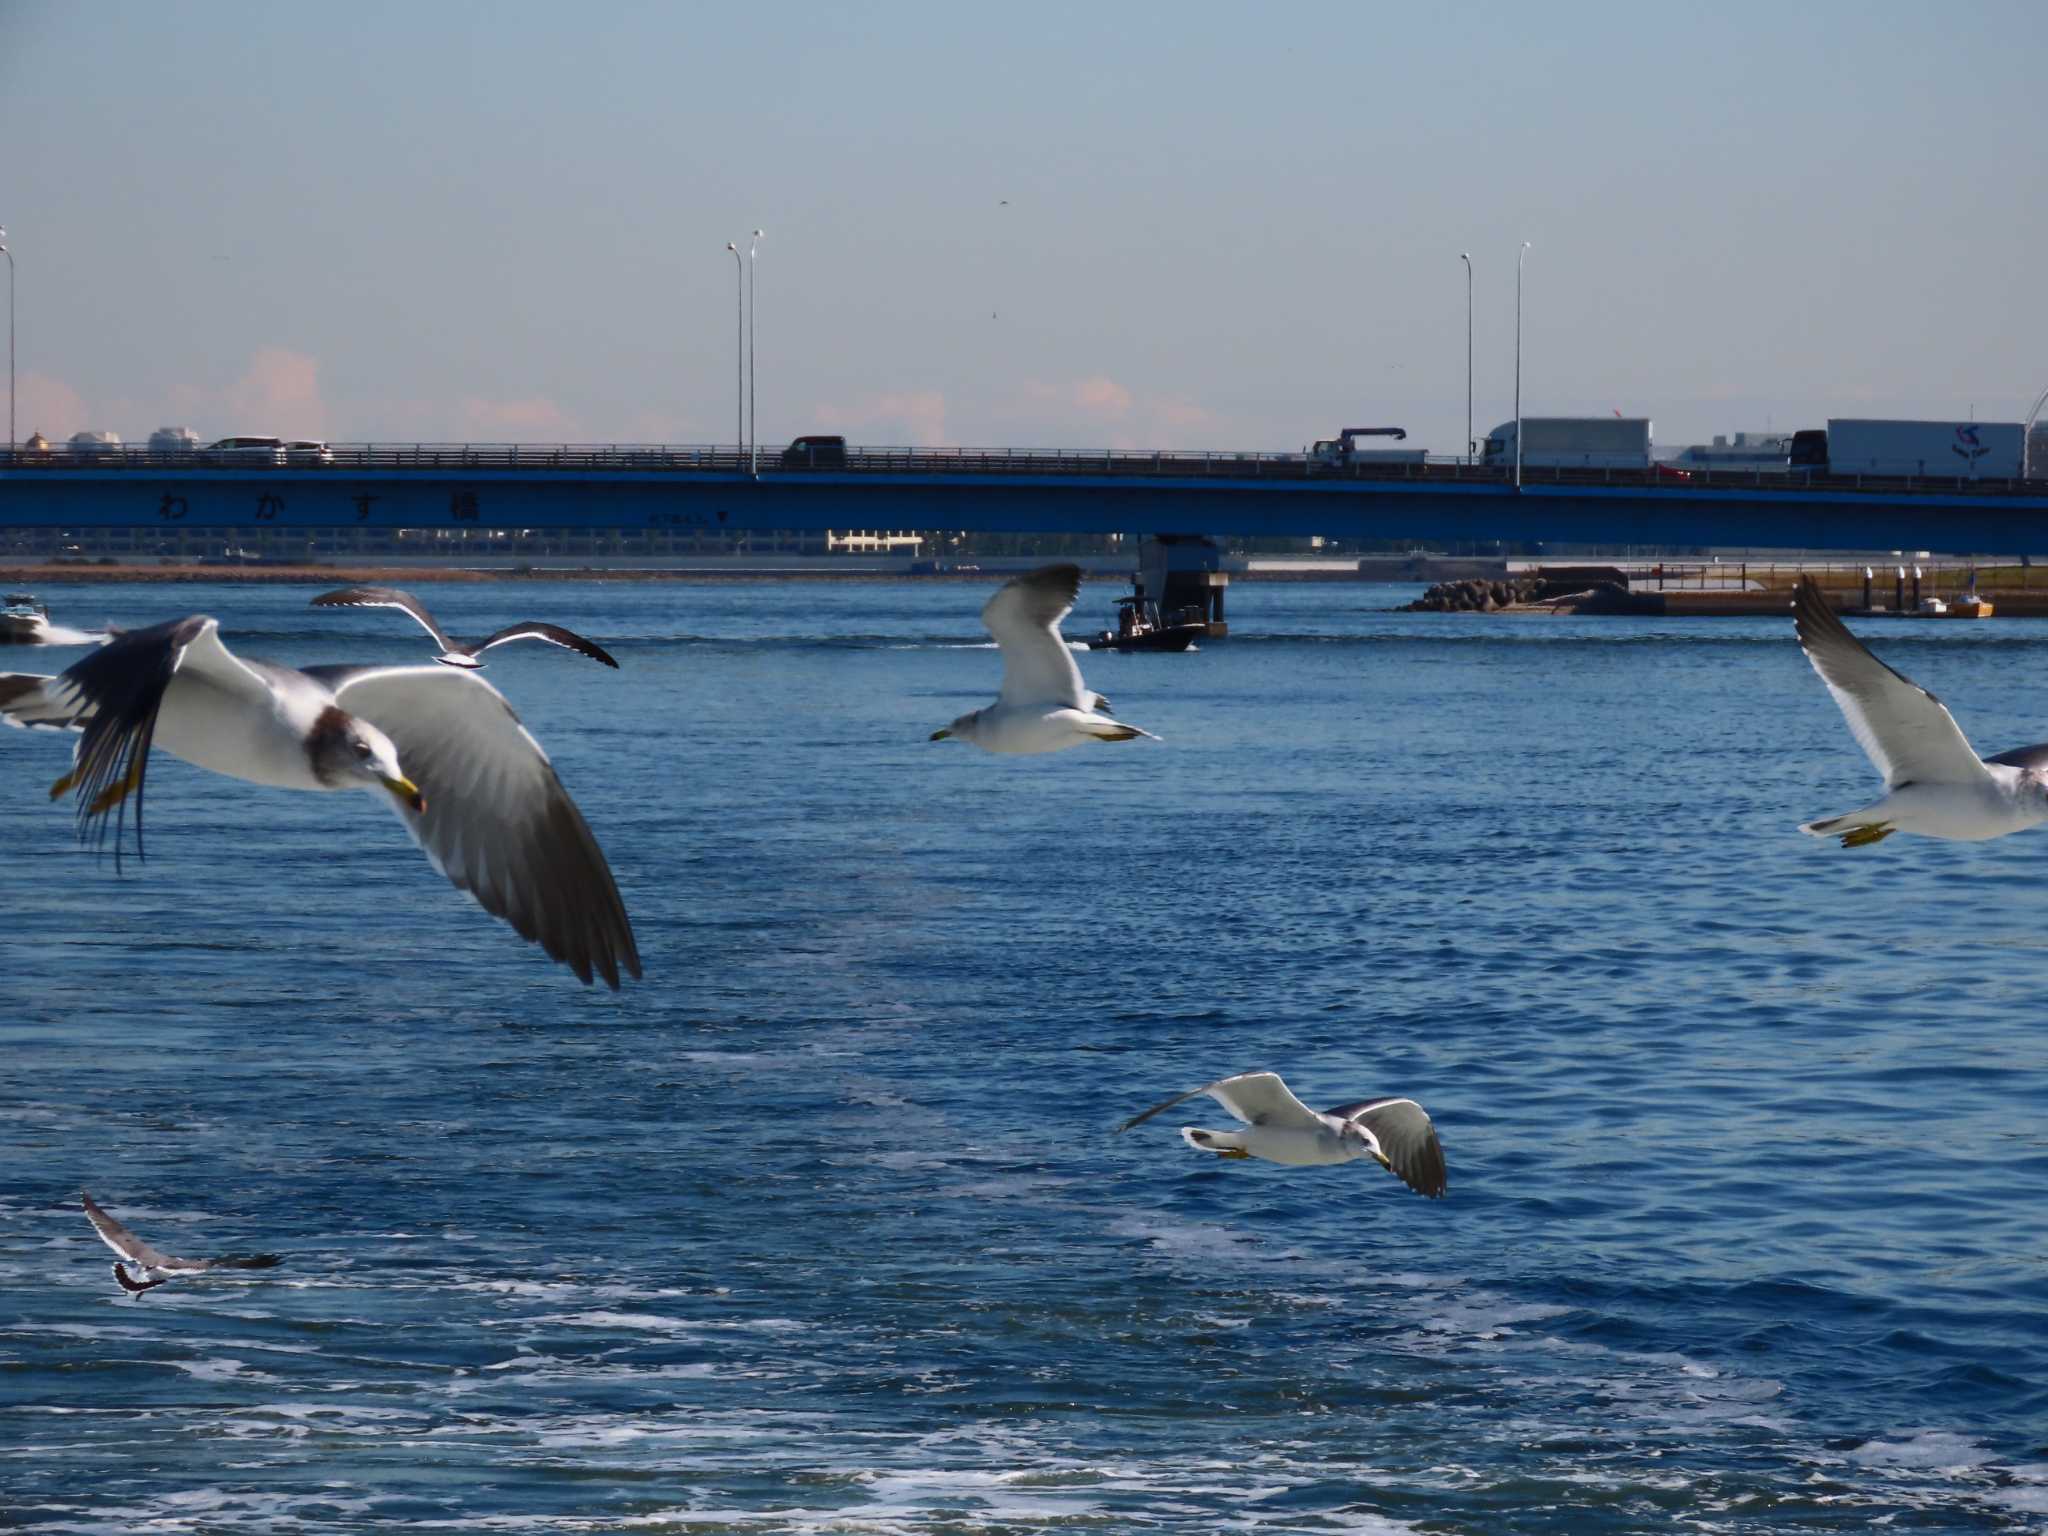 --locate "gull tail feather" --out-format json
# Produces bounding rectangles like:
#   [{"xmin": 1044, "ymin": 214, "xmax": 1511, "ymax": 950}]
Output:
[
  {"xmin": 1801, "ymin": 811, "xmax": 1895, "ymax": 847},
  {"xmin": 1078, "ymin": 715, "xmax": 1160, "ymax": 743}
]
